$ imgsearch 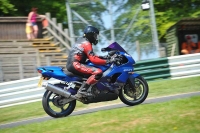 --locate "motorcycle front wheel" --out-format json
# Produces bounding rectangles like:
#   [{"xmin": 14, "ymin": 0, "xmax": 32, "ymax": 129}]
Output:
[
  {"xmin": 119, "ymin": 75, "xmax": 149, "ymax": 106},
  {"xmin": 42, "ymin": 90, "xmax": 76, "ymax": 118}
]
